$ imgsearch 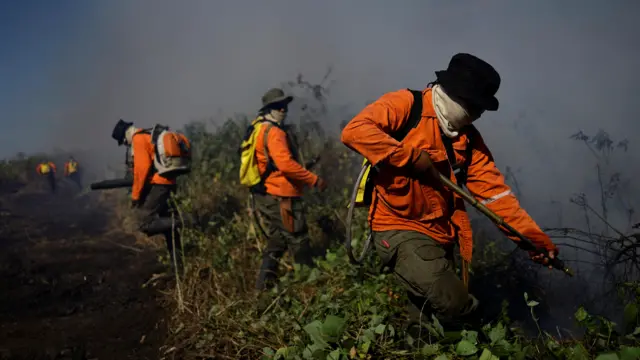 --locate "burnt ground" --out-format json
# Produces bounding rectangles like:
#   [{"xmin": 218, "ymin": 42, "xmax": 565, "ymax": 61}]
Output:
[{"xmin": 0, "ymin": 179, "xmax": 167, "ymax": 360}]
